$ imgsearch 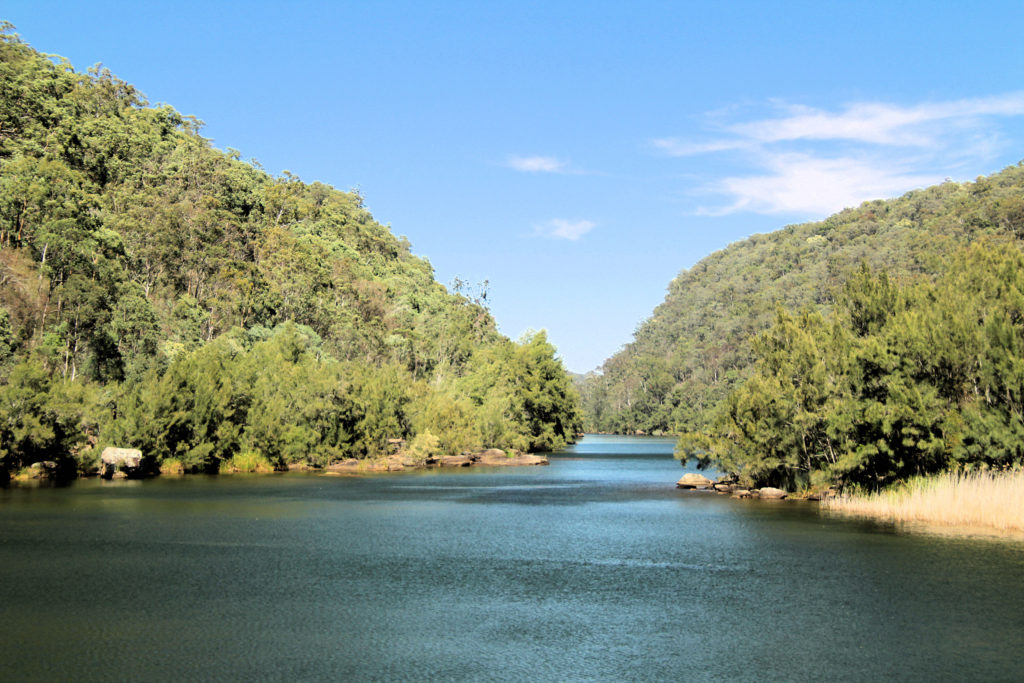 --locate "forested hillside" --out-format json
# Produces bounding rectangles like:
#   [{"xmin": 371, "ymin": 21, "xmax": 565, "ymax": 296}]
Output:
[
  {"xmin": 582, "ymin": 162, "xmax": 1024, "ymax": 437},
  {"xmin": 682, "ymin": 242, "xmax": 1024, "ymax": 490},
  {"xmin": 0, "ymin": 25, "xmax": 581, "ymax": 479}
]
